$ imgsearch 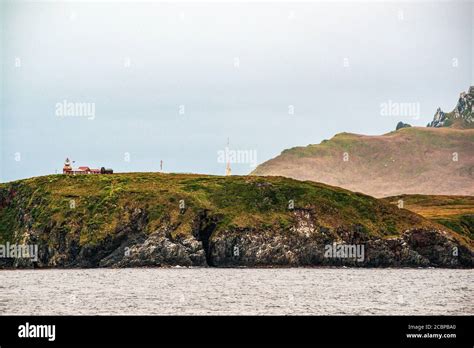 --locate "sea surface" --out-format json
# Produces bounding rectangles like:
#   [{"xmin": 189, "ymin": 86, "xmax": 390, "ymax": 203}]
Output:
[{"xmin": 0, "ymin": 268, "xmax": 472, "ymax": 315}]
